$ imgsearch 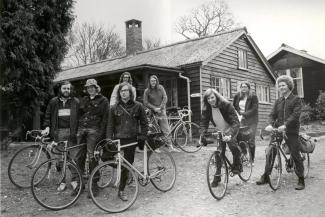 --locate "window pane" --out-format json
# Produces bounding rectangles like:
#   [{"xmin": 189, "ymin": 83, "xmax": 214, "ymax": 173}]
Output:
[{"xmin": 276, "ymin": 70, "xmax": 286, "ymax": 76}]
